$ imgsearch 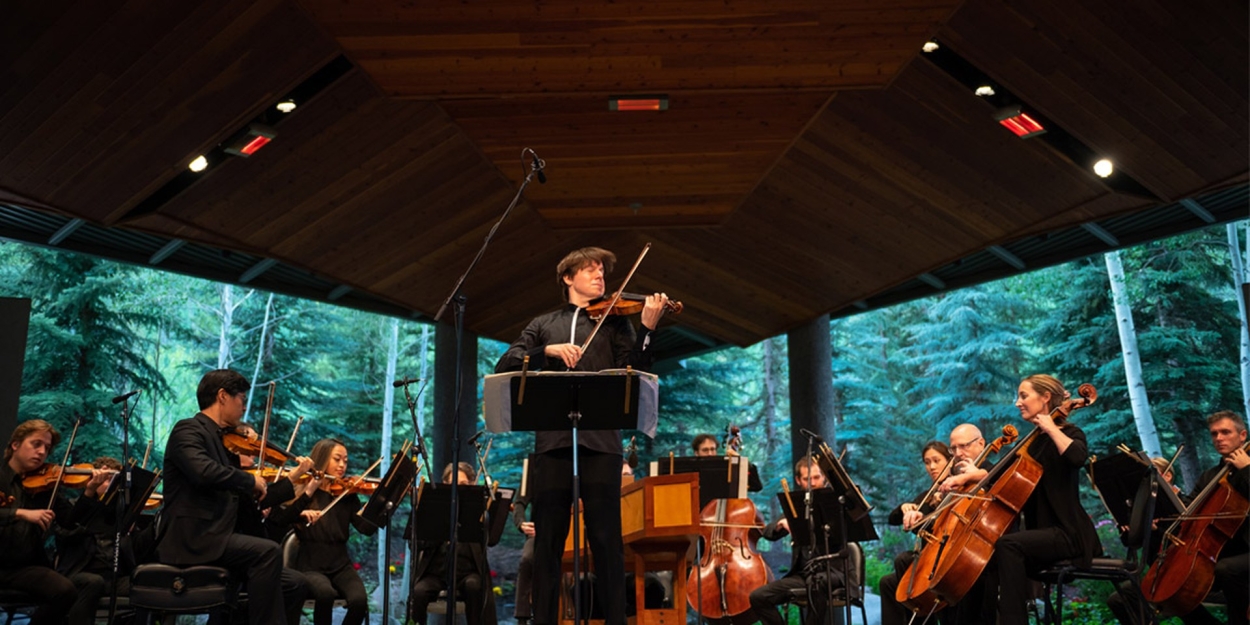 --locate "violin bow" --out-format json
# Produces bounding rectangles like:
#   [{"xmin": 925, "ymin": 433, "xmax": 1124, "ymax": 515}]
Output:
[
  {"xmin": 312, "ymin": 455, "xmax": 384, "ymax": 525},
  {"xmin": 46, "ymin": 413, "xmax": 85, "ymax": 511},
  {"xmin": 579, "ymin": 243, "xmax": 651, "ymax": 354}
]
